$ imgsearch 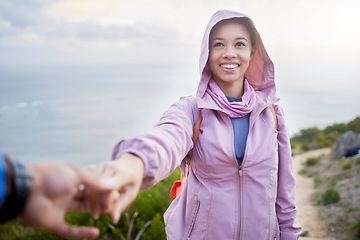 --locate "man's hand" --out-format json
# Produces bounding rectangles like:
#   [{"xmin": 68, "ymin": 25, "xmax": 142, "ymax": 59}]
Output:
[{"xmin": 22, "ymin": 161, "xmax": 117, "ymax": 239}]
